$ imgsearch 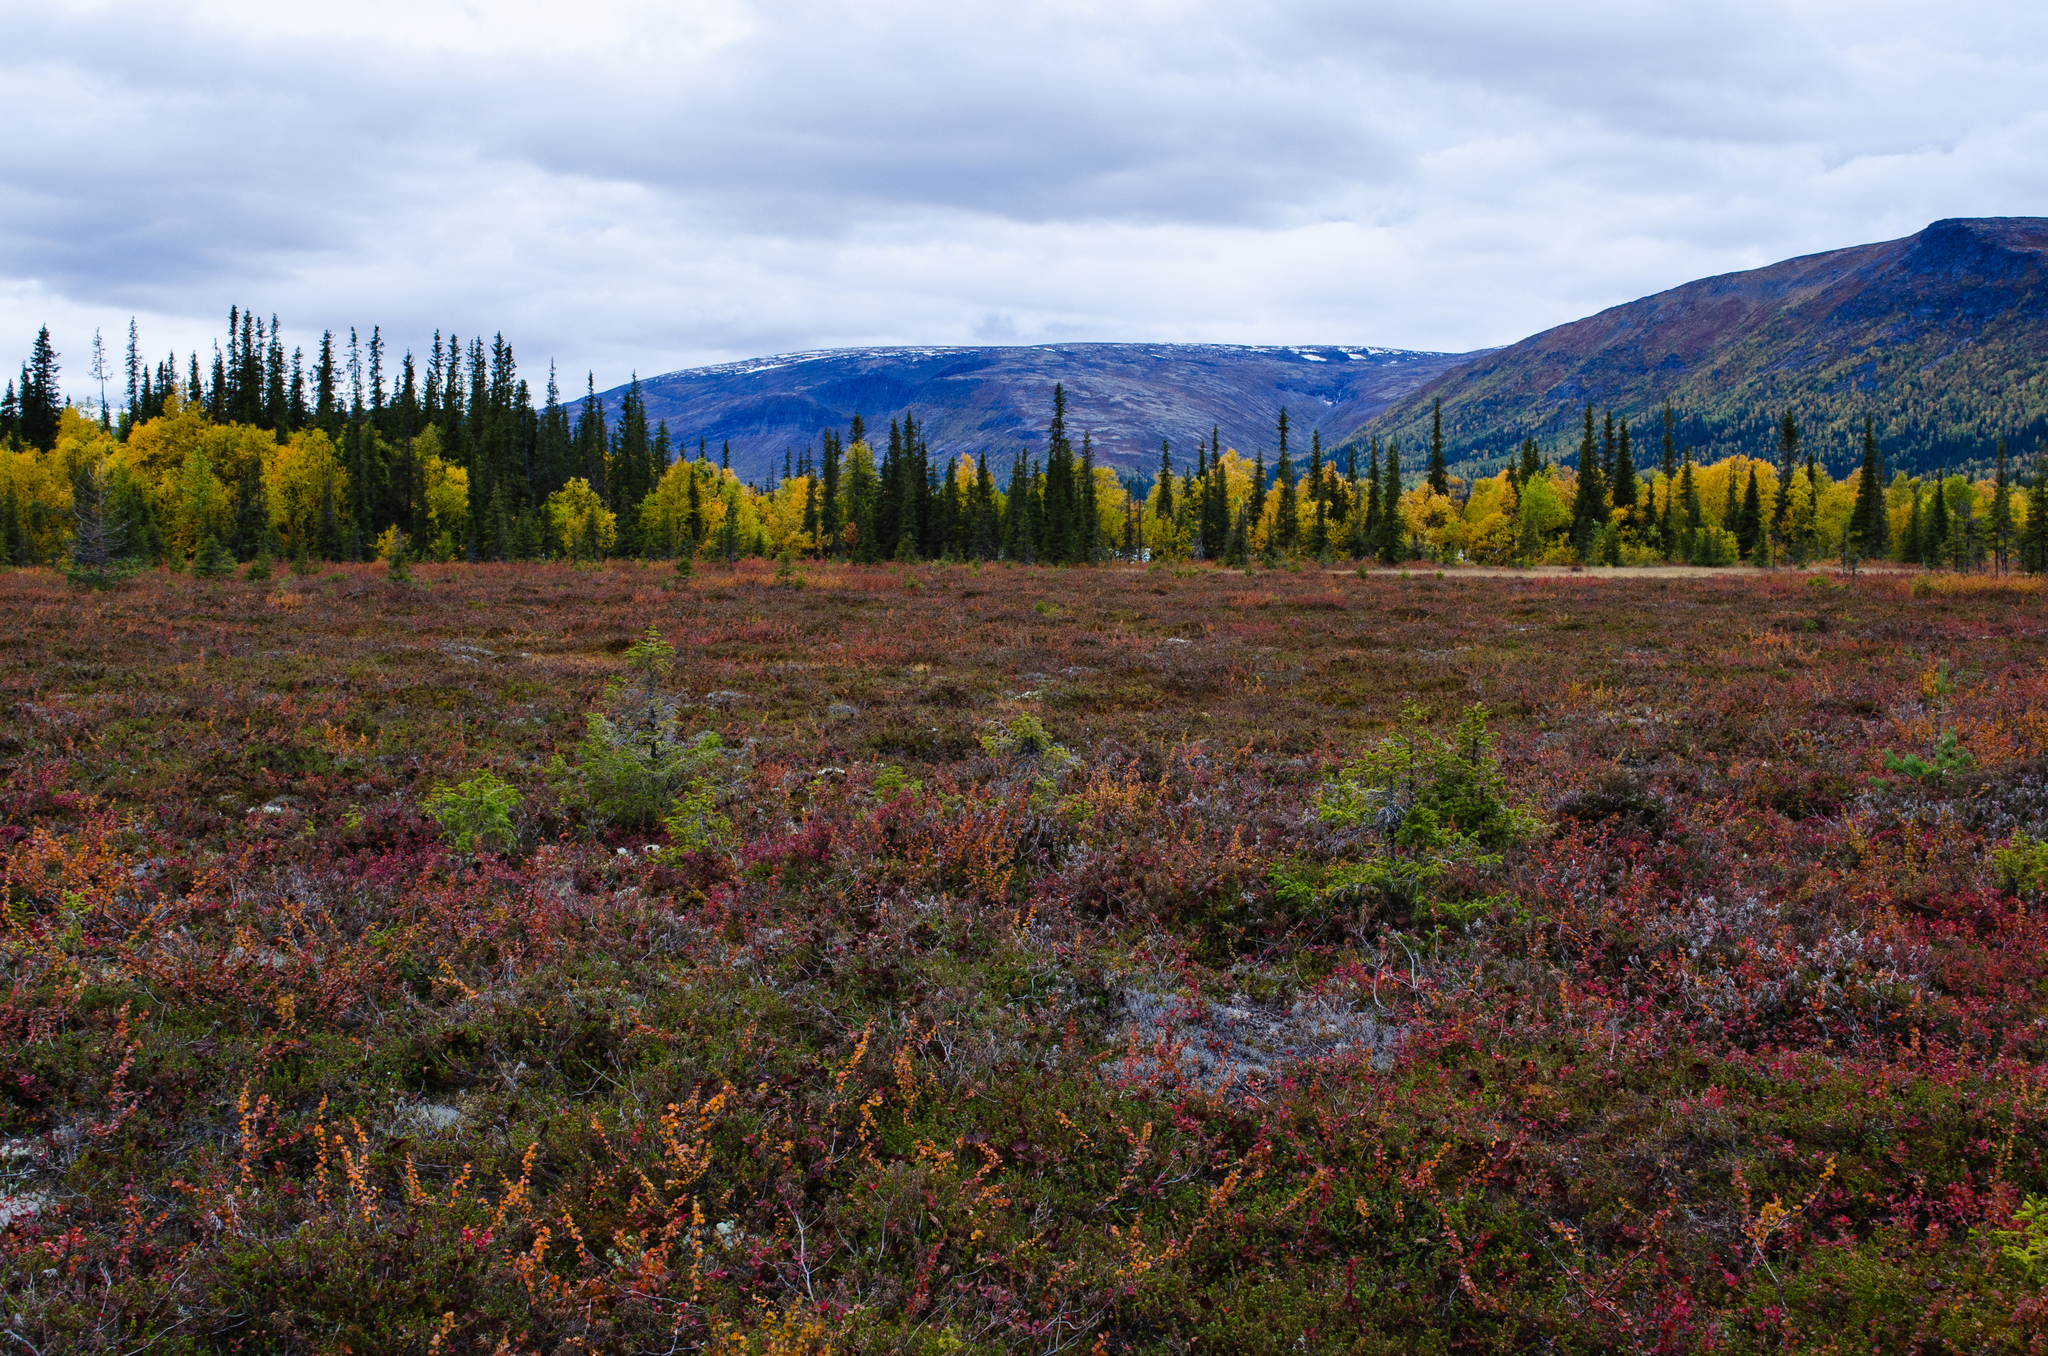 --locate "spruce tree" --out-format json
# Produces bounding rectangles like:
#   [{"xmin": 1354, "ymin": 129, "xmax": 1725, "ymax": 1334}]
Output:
[
  {"xmin": 1991, "ymin": 440, "xmax": 2015, "ymax": 574},
  {"xmin": 21, "ymin": 327, "xmax": 60, "ymax": 451},
  {"xmin": 315, "ymin": 474, "xmax": 345, "ymax": 561},
  {"xmin": 231, "ymin": 455, "xmax": 270, "ymax": 561},
  {"xmin": 2025, "ymin": 452, "xmax": 2048, "ymax": 574},
  {"xmin": 192, "ymin": 532, "xmax": 234, "ymax": 579},
  {"xmin": 1772, "ymin": 412, "xmax": 1799, "ymax": 548},
  {"xmin": 1569, "ymin": 403, "xmax": 1607, "ymax": 561},
  {"xmin": 1247, "ymin": 448, "xmax": 1267, "ymax": 533},
  {"xmin": 820, "ymin": 428, "xmax": 843, "ymax": 557},
  {"xmin": 1849, "ymin": 414, "xmax": 1887, "ymax": 560},
  {"xmin": 1426, "ymin": 398, "xmax": 1449, "ymax": 496},
  {"xmin": 1612, "ymin": 417, "xmax": 1637, "ymax": 511},
  {"xmin": 1925, "ymin": 472, "xmax": 1949, "ymax": 568},
  {"xmin": 1155, "ymin": 440, "xmax": 1174, "ymax": 530},
  {"xmin": 1308, "ymin": 429, "xmax": 1329, "ymax": 558},
  {"xmin": 1078, "ymin": 431, "xmax": 1099, "ymax": 562},
  {"xmin": 1363, "ymin": 440, "xmax": 1381, "ymax": 547},
  {"xmin": 1376, "ymin": 440, "xmax": 1403, "ymax": 563},
  {"xmin": 1042, "ymin": 389, "xmax": 1077, "ymax": 563},
  {"xmin": 1901, "ymin": 484, "xmax": 1923, "ymax": 566},
  {"xmin": 1274, "ymin": 410, "xmax": 1298, "ymax": 555},
  {"xmin": 1737, "ymin": 467, "xmax": 1764, "ymax": 559}
]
